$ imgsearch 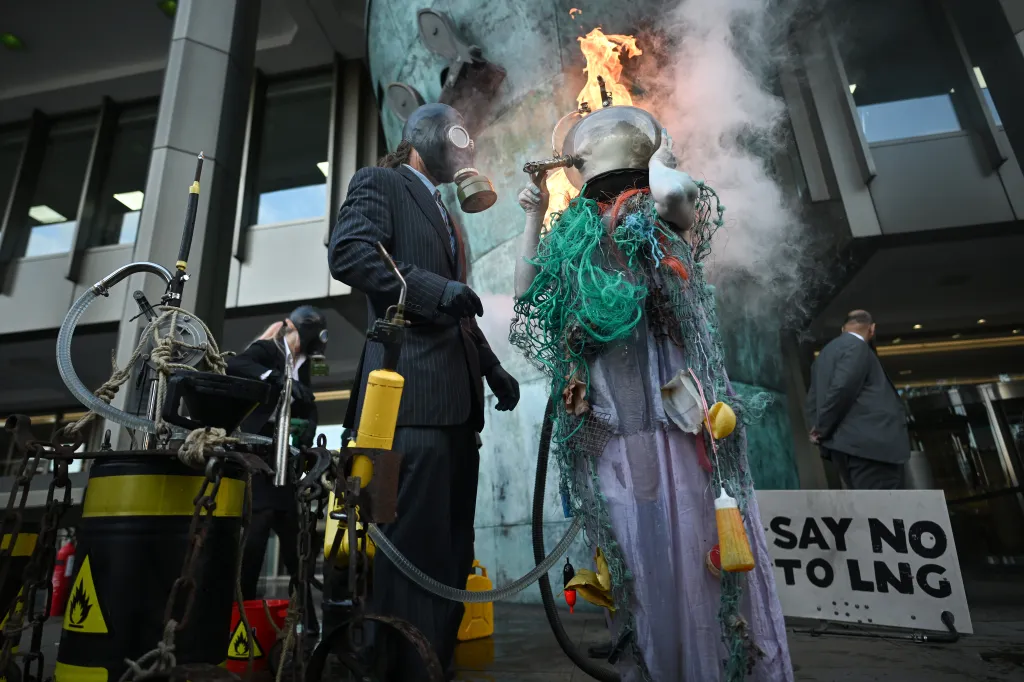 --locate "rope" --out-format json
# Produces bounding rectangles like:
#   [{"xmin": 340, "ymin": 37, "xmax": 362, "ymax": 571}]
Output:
[
  {"xmin": 235, "ymin": 473, "xmax": 257, "ymax": 679},
  {"xmin": 177, "ymin": 427, "xmax": 238, "ymax": 469},
  {"xmin": 262, "ymin": 599, "xmax": 285, "ymax": 638},
  {"xmin": 119, "ymin": 620, "xmax": 178, "ymax": 682},
  {"xmin": 275, "ymin": 589, "xmax": 301, "ymax": 682},
  {"xmin": 62, "ymin": 306, "xmax": 229, "ymax": 458}
]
